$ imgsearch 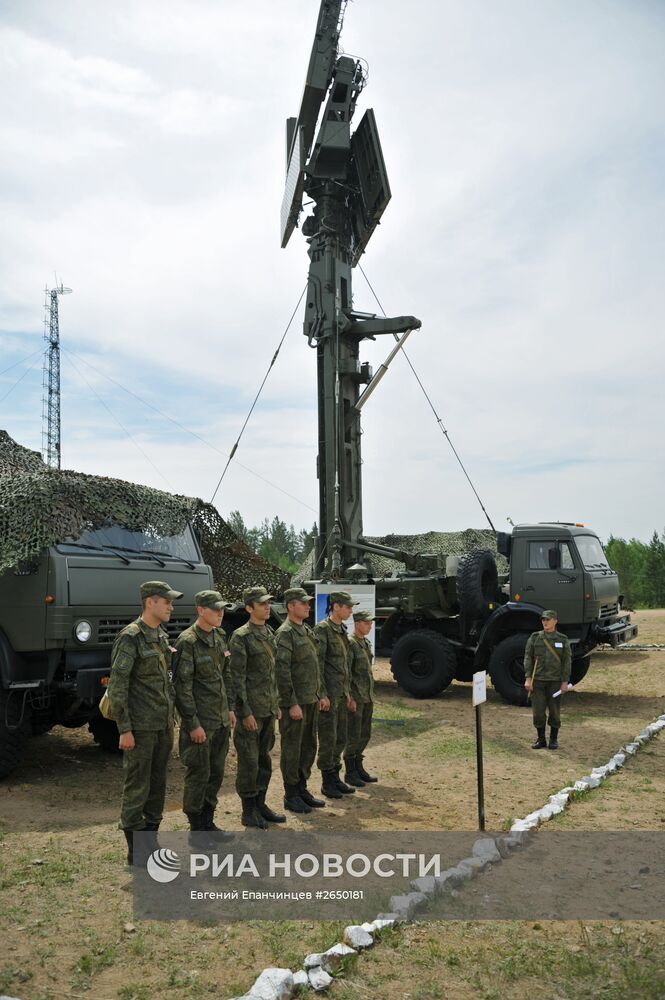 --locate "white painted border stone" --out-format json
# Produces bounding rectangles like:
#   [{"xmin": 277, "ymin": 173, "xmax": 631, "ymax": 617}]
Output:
[{"xmin": 229, "ymin": 712, "xmax": 665, "ymax": 999}]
